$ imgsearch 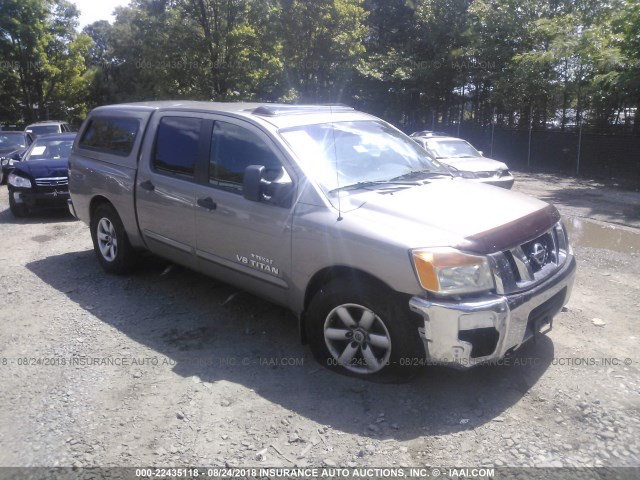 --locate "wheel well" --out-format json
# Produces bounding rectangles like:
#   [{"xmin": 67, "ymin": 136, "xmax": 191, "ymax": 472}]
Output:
[
  {"xmin": 300, "ymin": 267, "xmax": 410, "ymax": 344},
  {"xmin": 304, "ymin": 267, "xmax": 395, "ymax": 311},
  {"xmin": 89, "ymin": 196, "xmax": 112, "ymax": 219}
]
